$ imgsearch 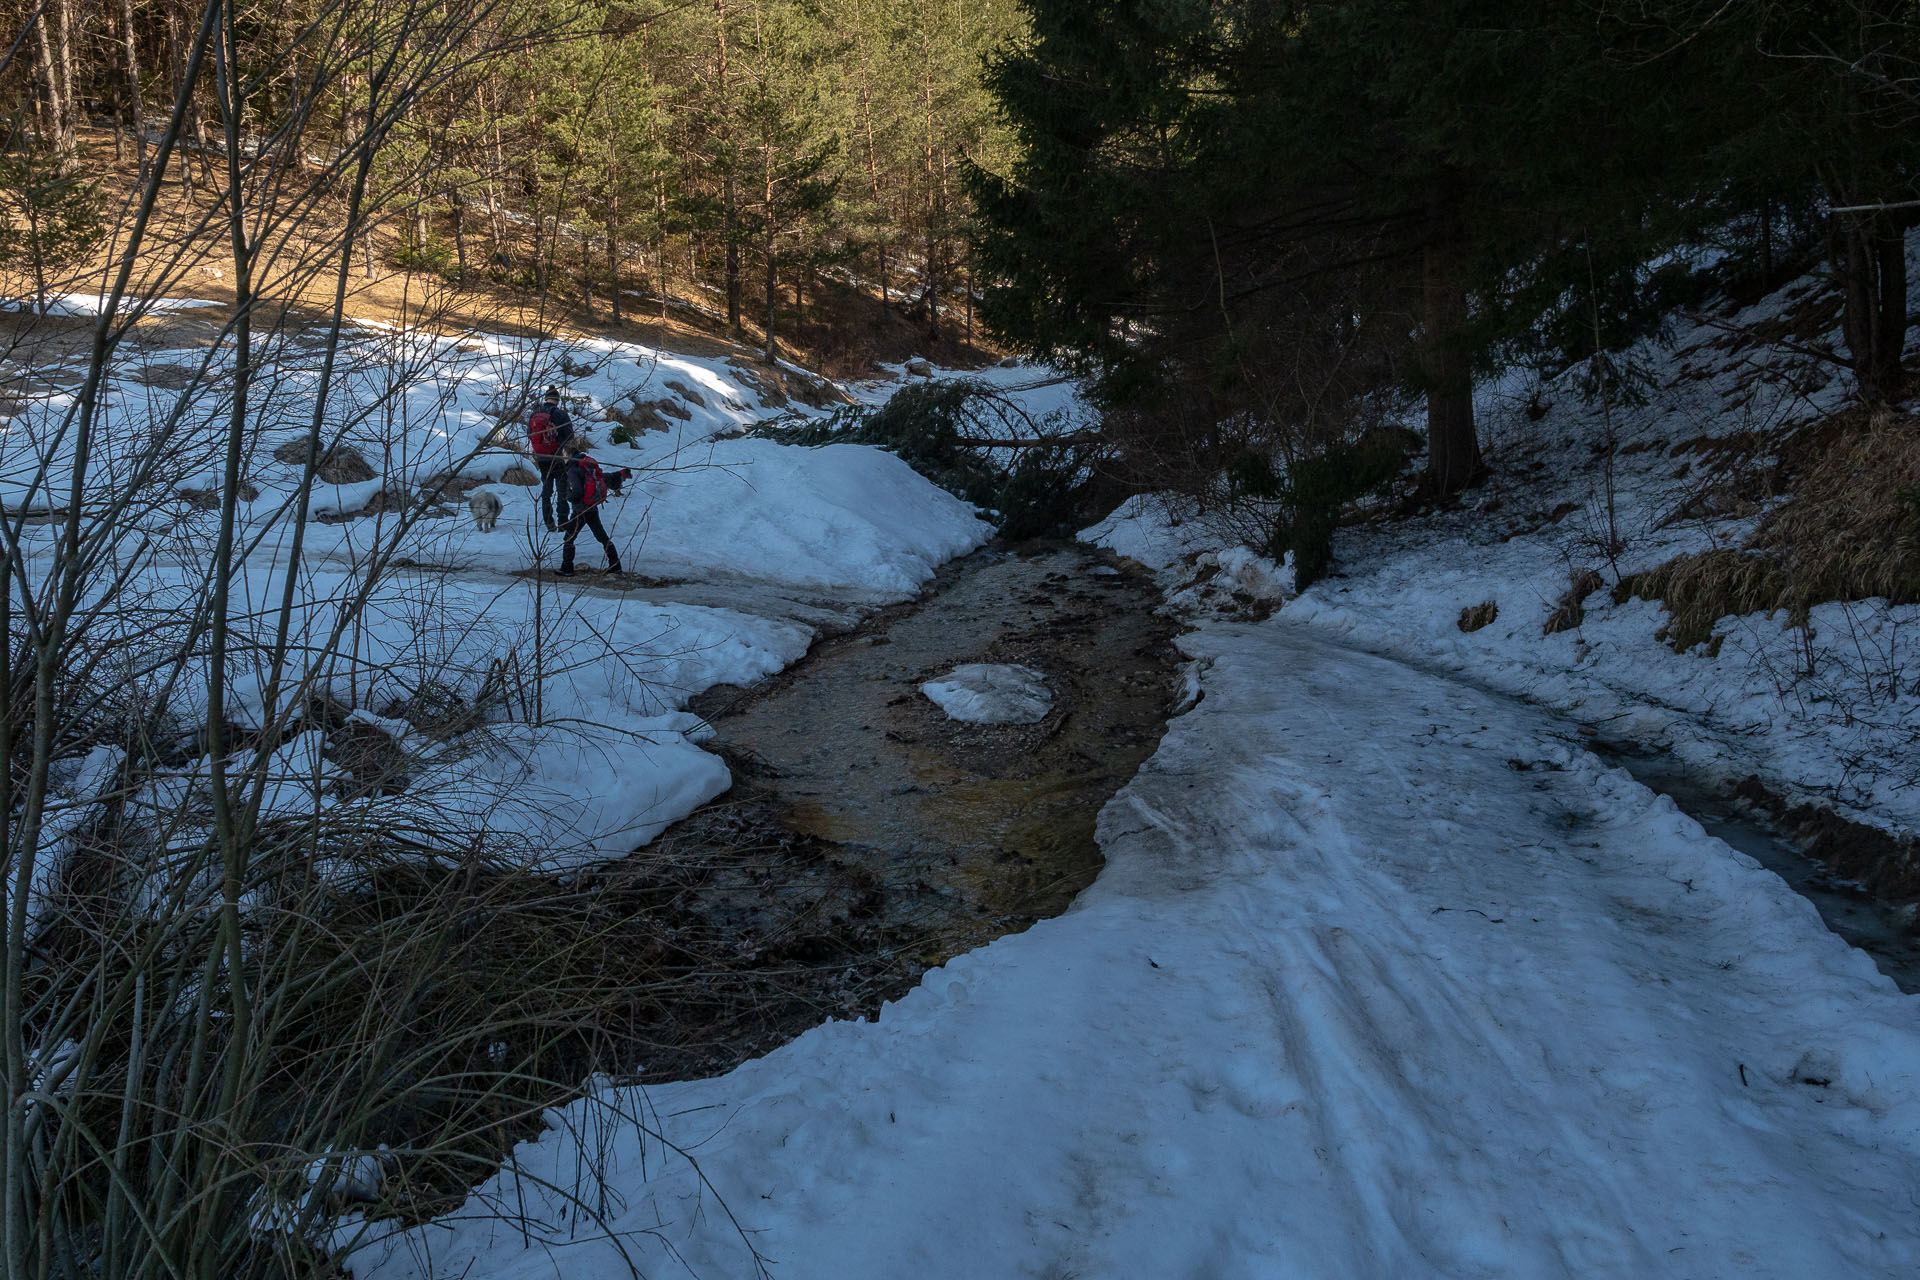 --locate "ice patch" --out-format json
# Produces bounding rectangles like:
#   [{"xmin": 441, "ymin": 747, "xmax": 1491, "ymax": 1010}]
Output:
[{"xmin": 920, "ymin": 663, "xmax": 1052, "ymax": 724}]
